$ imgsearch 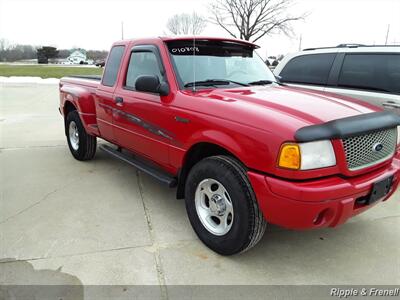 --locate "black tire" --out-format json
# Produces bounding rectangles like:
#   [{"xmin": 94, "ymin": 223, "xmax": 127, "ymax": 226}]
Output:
[
  {"xmin": 185, "ymin": 155, "xmax": 267, "ymax": 255},
  {"xmin": 65, "ymin": 110, "xmax": 97, "ymax": 161}
]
